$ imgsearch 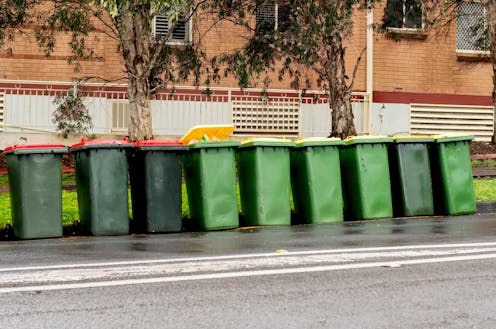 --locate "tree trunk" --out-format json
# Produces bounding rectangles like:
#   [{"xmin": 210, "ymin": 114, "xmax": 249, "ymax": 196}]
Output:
[
  {"xmin": 128, "ymin": 75, "xmax": 153, "ymax": 141},
  {"xmin": 117, "ymin": 4, "xmax": 154, "ymax": 142},
  {"xmin": 328, "ymin": 95, "xmax": 356, "ymax": 139},
  {"xmin": 327, "ymin": 41, "xmax": 357, "ymax": 139}
]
